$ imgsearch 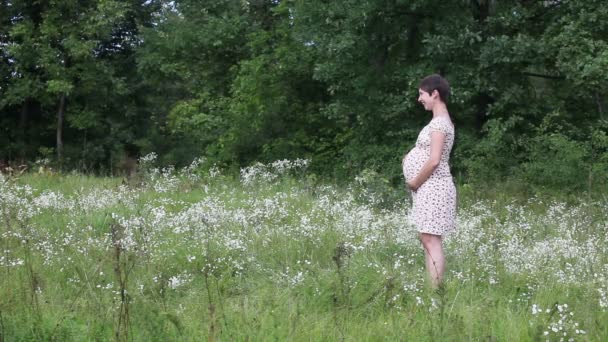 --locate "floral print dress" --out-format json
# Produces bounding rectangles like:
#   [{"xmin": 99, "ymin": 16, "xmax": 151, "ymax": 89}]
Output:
[{"xmin": 402, "ymin": 116, "xmax": 457, "ymax": 236}]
